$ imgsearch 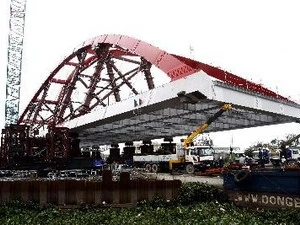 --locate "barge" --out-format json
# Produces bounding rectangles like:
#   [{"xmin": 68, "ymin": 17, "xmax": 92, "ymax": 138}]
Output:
[{"xmin": 223, "ymin": 168, "xmax": 300, "ymax": 209}]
